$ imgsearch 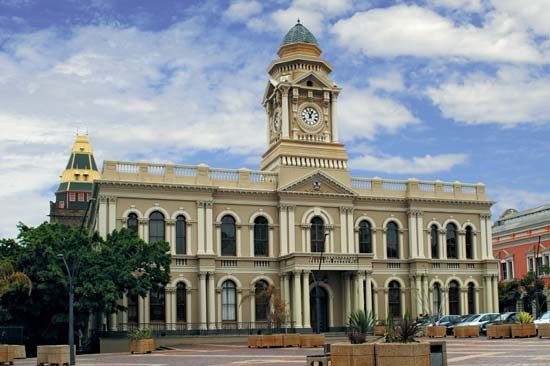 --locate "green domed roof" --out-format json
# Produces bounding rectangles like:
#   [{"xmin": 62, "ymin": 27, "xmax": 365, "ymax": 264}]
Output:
[{"xmin": 281, "ymin": 21, "xmax": 318, "ymax": 46}]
